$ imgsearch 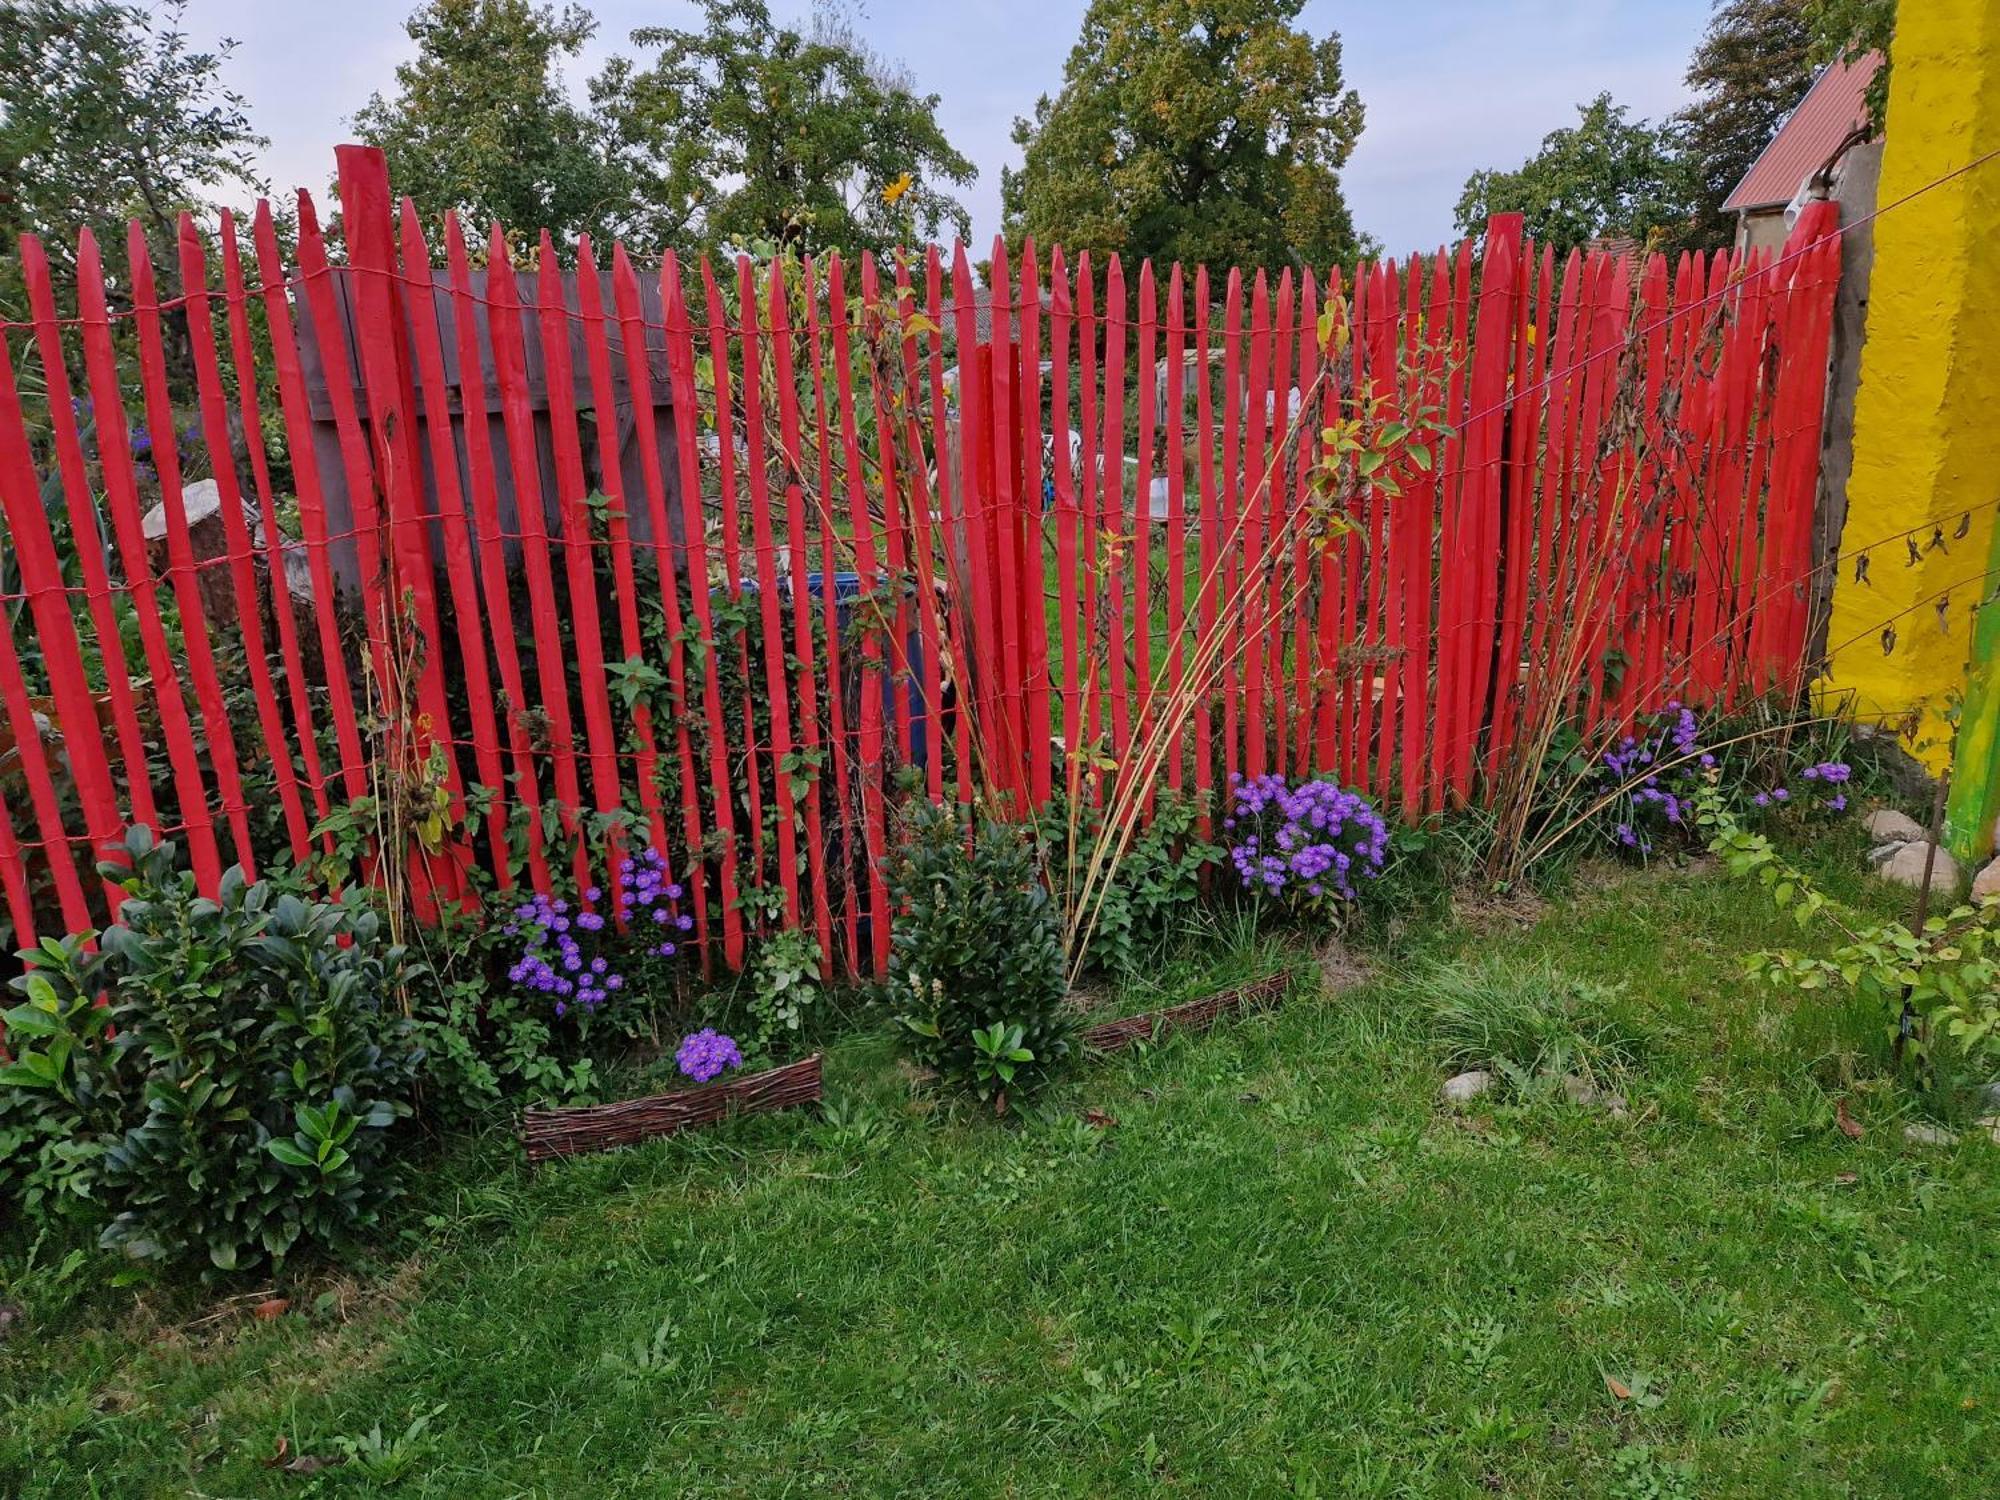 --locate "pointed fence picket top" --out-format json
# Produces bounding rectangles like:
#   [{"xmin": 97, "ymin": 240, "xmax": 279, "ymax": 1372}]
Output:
[{"xmin": 0, "ymin": 144, "xmax": 1845, "ymax": 1012}]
